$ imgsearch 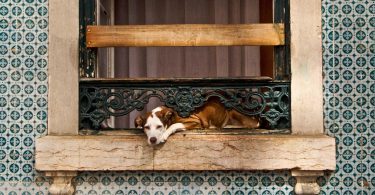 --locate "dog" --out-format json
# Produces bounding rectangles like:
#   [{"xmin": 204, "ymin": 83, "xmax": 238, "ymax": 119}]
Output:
[{"xmin": 134, "ymin": 98, "xmax": 260, "ymax": 145}]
